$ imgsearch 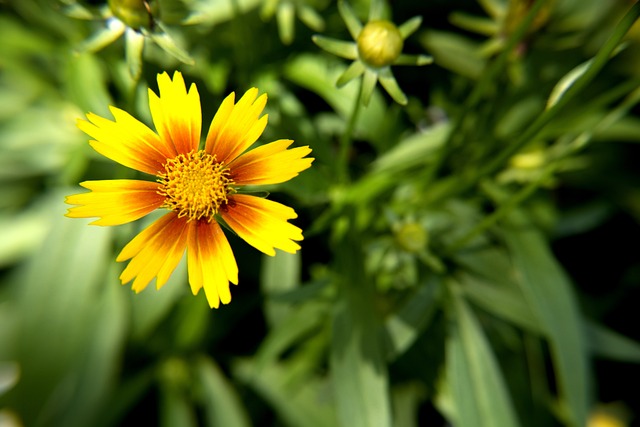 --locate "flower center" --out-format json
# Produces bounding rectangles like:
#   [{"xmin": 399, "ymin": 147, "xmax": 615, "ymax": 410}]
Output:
[{"xmin": 157, "ymin": 150, "xmax": 234, "ymax": 222}]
